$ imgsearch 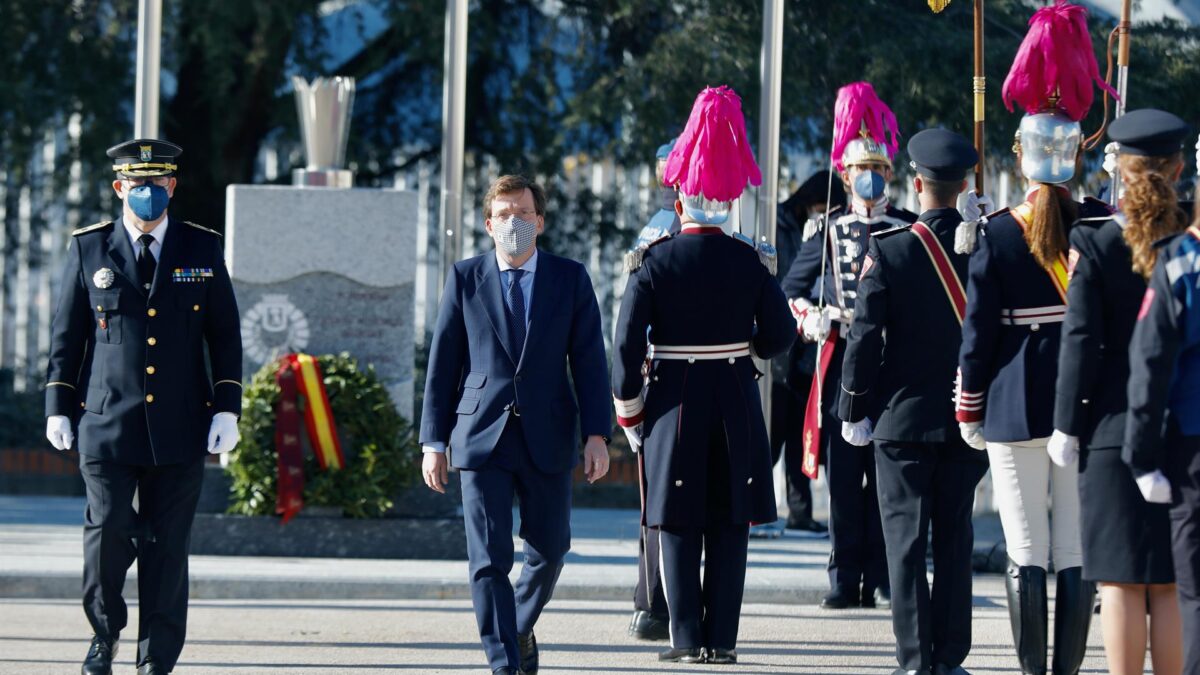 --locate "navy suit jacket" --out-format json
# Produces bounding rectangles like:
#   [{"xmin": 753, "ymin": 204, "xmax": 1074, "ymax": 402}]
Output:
[{"xmin": 420, "ymin": 249, "xmax": 610, "ymax": 474}]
